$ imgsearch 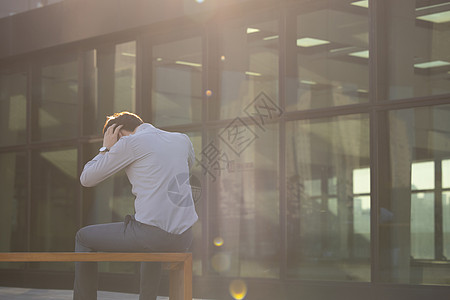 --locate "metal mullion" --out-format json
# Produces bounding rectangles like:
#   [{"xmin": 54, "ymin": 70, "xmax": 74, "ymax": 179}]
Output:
[
  {"xmin": 26, "ymin": 62, "xmax": 33, "ymax": 254},
  {"xmin": 369, "ymin": 0, "xmax": 386, "ymax": 284},
  {"xmin": 201, "ymin": 23, "xmax": 211, "ymax": 277},
  {"xmin": 77, "ymin": 49, "xmax": 85, "ymax": 229},
  {"xmin": 279, "ymin": 3, "xmax": 289, "ymax": 281},
  {"xmin": 372, "ymin": 95, "xmax": 450, "ymax": 113},
  {"xmin": 284, "ymin": 103, "xmax": 371, "ymax": 122},
  {"xmin": 203, "ymin": 21, "xmax": 220, "ymax": 277},
  {"xmin": 435, "ymin": 160, "xmax": 444, "ymax": 260},
  {"xmin": 369, "ymin": 107, "xmax": 380, "ymax": 283}
]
